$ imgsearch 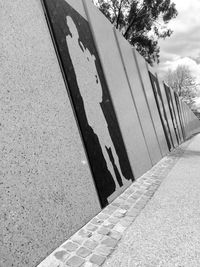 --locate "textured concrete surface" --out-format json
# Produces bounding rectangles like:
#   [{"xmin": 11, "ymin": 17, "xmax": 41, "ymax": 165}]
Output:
[
  {"xmin": 0, "ymin": 1, "xmax": 101, "ymax": 266},
  {"xmin": 104, "ymin": 133, "xmax": 200, "ymax": 267}
]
